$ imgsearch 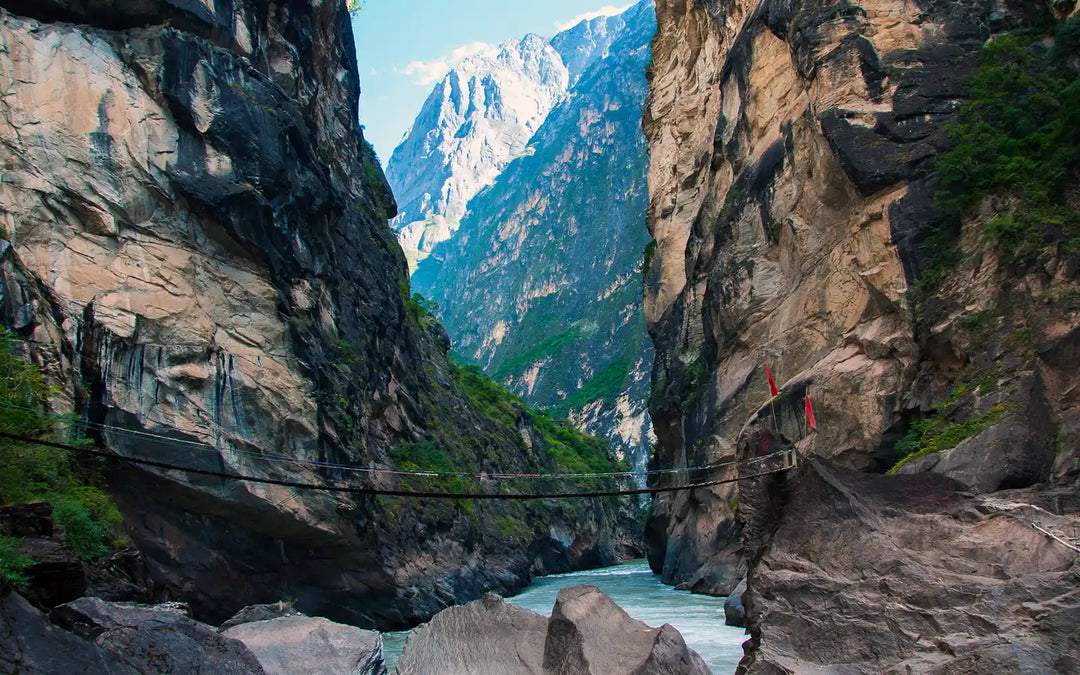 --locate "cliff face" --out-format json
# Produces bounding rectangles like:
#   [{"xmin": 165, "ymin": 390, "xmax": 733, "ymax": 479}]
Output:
[
  {"xmin": 0, "ymin": 0, "xmax": 630, "ymax": 629},
  {"xmin": 411, "ymin": 0, "xmax": 657, "ymax": 472},
  {"xmin": 644, "ymin": 0, "xmax": 1080, "ymax": 670}
]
